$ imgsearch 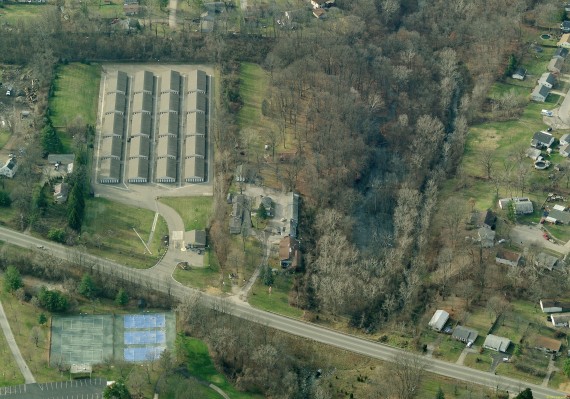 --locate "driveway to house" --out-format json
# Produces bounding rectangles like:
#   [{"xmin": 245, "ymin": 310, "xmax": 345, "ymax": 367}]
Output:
[
  {"xmin": 510, "ymin": 224, "xmax": 569, "ymax": 254},
  {"xmin": 554, "ymin": 76, "xmax": 570, "ymax": 128},
  {"xmin": 0, "ymin": 301, "xmax": 35, "ymax": 383},
  {"xmin": 0, "ymin": 226, "xmax": 566, "ymax": 399}
]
